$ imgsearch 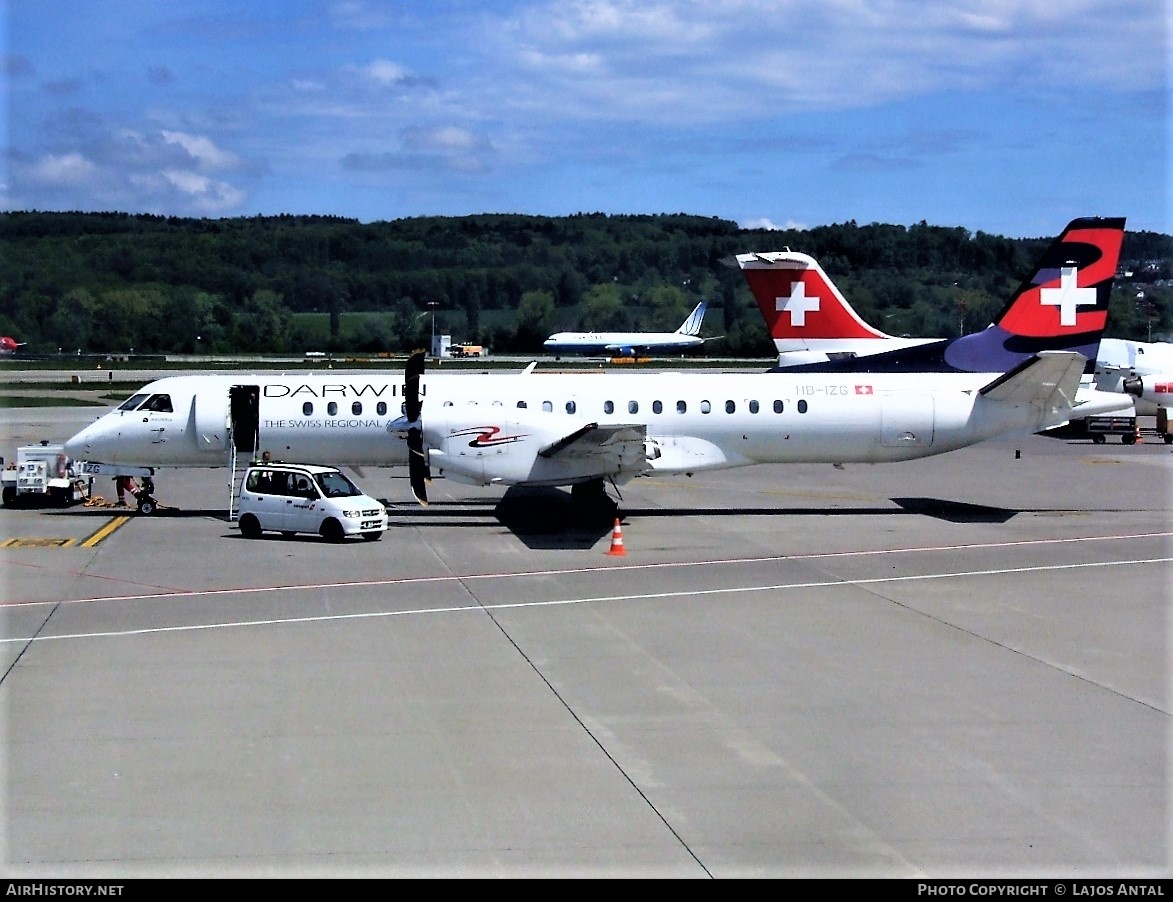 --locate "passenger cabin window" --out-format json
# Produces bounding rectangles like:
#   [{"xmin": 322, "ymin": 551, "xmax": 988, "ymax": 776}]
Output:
[
  {"xmin": 604, "ymin": 400, "xmax": 614, "ymax": 414},
  {"xmin": 773, "ymin": 400, "xmax": 784, "ymax": 414},
  {"xmin": 352, "ymin": 402, "xmax": 362, "ymax": 415},
  {"xmin": 676, "ymin": 400, "xmax": 687, "ymax": 414},
  {"xmin": 628, "ymin": 400, "xmax": 639, "ymax": 414},
  {"xmin": 377, "ymin": 402, "xmax": 387, "ymax": 416},
  {"xmin": 302, "ymin": 402, "xmax": 314, "ymax": 416},
  {"xmin": 652, "ymin": 400, "xmax": 662, "ymax": 414},
  {"xmin": 725, "ymin": 400, "xmax": 735, "ymax": 414},
  {"xmin": 542, "ymin": 401, "xmax": 553, "ymax": 412},
  {"xmin": 798, "ymin": 400, "xmax": 808, "ymax": 413},
  {"xmin": 566, "ymin": 401, "xmax": 576, "ymax": 414},
  {"xmin": 517, "ymin": 401, "xmax": 527, "ymax": 408},
  {"xmin": 327, "ymin": 402, "xmax": 338, "ymax": 416},
  {"xmin": 749, "ymin": 400, "xmax": 759, "ymax": 414},
  {"xmin": 700, "ymin": 400, "xmax": 711, "ymax": 414}
]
